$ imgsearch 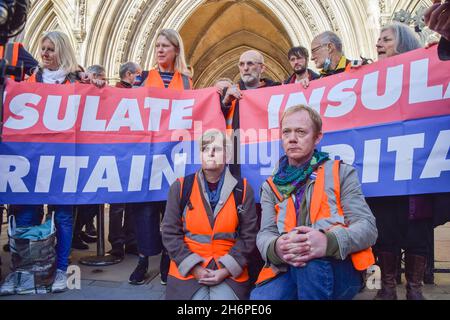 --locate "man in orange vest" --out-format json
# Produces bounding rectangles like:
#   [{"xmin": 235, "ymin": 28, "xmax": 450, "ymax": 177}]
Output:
[
  {"xmin": 311, "ymin": 31, "xmax": 369, "ymax": 78},
  {"xmin": 0, "ymin": 42, "xmax": 38, "ymax": 80},
  {"xmin": 220, "ymin": 50, "xmax": 280, "ymax": 177},
  {"xmin": 250, "ymin": 105, "xmax": 378, "ymax": 300},
  {"xmin": 162, "ymin": 129, "xmax": 258, "ymax": 300}
]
